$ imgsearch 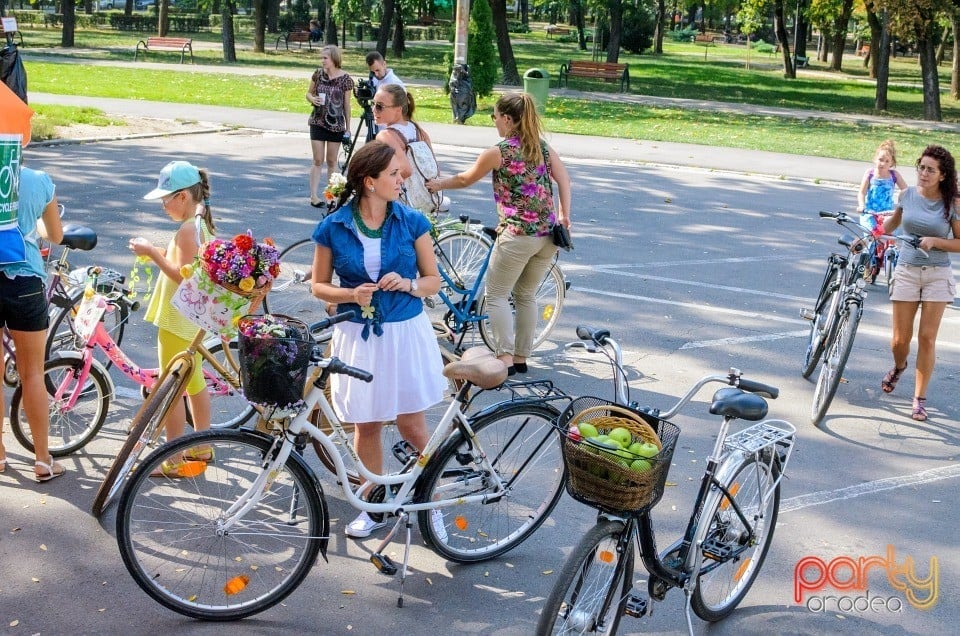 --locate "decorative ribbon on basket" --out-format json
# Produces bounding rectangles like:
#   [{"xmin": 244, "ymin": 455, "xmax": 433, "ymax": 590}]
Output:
[
  {"xmin": 559, "ymin": 397, "xmax": 681, "ymax": 513},
  {"xmin": 172, "ymin": 233, "xmax": 280, "ymax": 338},
  {"xmin": 237, "ymin": 314, "xmax": 313, "ymax": 420}
]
